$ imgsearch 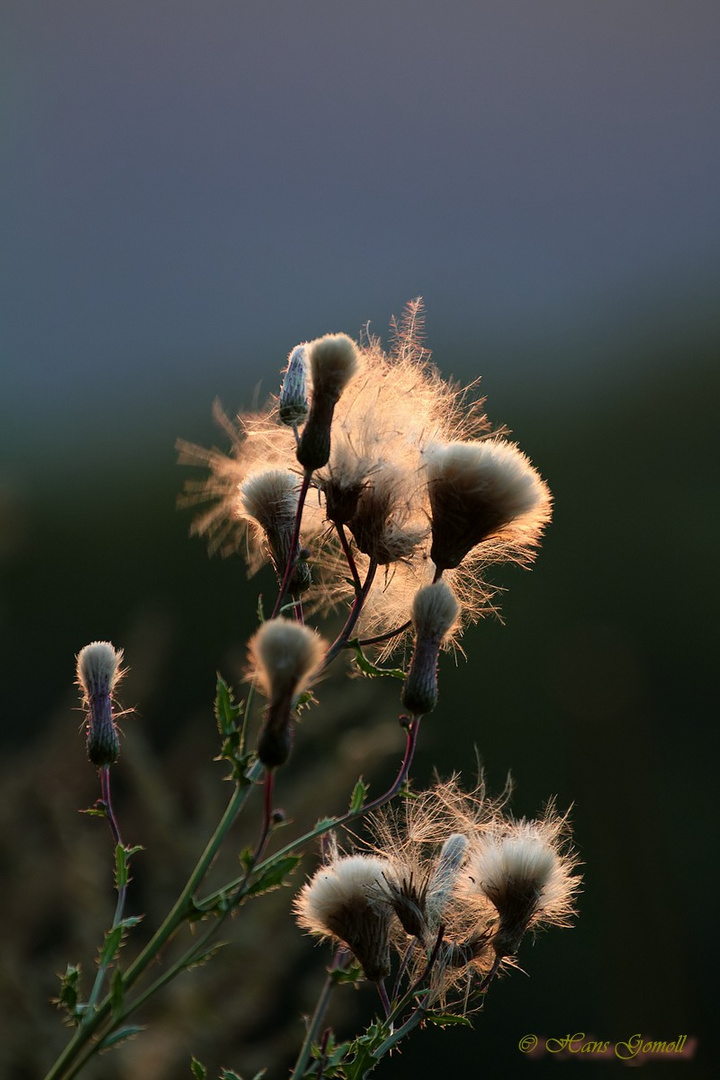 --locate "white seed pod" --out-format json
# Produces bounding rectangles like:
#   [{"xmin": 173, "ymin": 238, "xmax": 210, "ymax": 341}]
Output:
[{"xmin": 76, "ymin": 641, "xmax": 125, "ymax": 767}]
